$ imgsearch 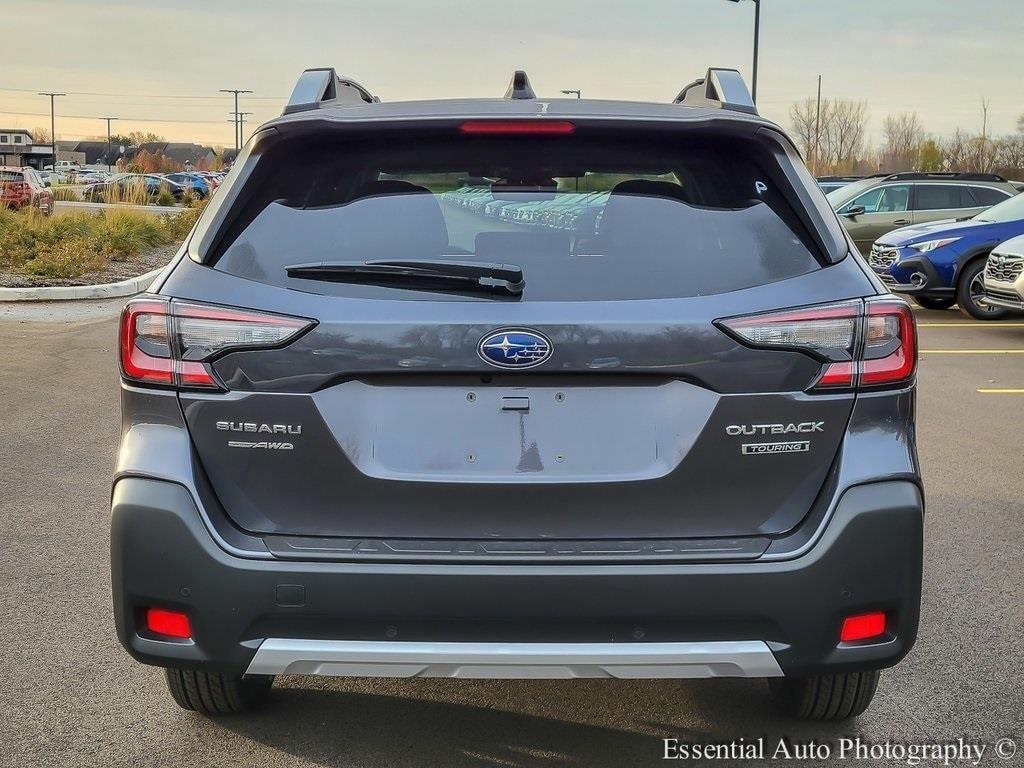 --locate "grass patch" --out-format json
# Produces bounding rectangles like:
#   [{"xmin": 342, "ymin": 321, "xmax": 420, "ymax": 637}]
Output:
[{"xmin": 0, "ymin": 202, "xmax": 206, "ymax": 279}]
